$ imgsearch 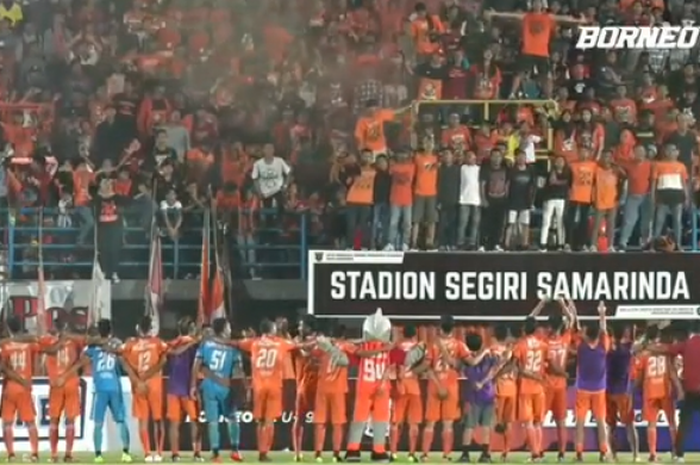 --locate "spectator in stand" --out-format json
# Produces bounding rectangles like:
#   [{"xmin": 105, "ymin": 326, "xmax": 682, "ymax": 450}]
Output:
[
  {"xmin": 539, "ymin": 155, "xmax": 570, "ymax": 251},
  {"xmin": 412, "ymin": 137, "xmax": 439, "ymax": 250},
  {"xmin": 652, "ymin": 144, "xmax": 689, "ymax": 250},
  {"xmin": 619, "ymin": 145, "xmax": 653, "ymax": 250},
  {"xmin": 590, "ymin": 150, "xmax": 621, "ymax": 252},
  {"xmin": 505, "ymin": 151, "xmax": 536, "ymax": 250},
  {"xmin": 387, "ymin": 149, "xmax": 414, "ymax": 252},
  {"xmin": 371, "ymin": 155, "xmax": 391, "ymax": 251},
  {"xmin": 479, "ymin": 149, "xmax": 507, "ymax": 251},
  {"xmin": 436, "ymin": 148, "xmax": 460, "ymax": 250},
  {"xmin": 457, "ymin": 151, "xmax": 481, "ymax": 251}
]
